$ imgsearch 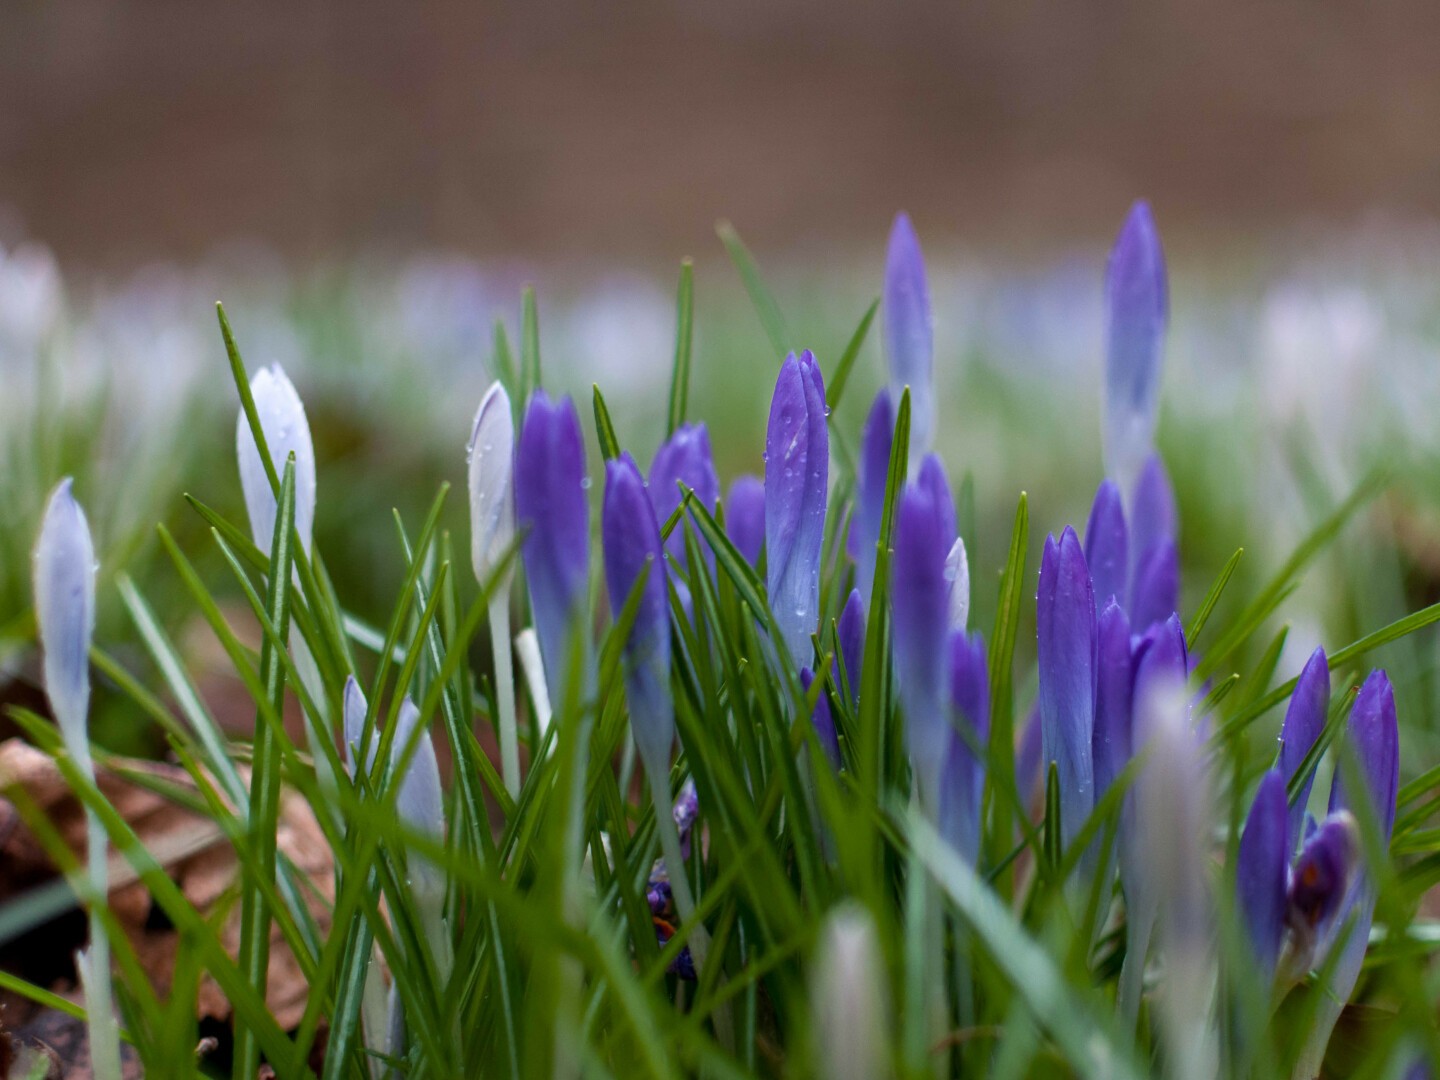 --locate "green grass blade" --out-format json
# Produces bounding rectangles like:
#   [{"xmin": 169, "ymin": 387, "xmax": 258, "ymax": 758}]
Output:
[
  {"xmin": 666, "ymin": 259, "xmax": 695, "ymax": 436},
  {"xmin": 716, "ymin": 220, "xmax": 791, "ymax": 358},
  {"xmin": 825, "ymin": 297, "xmax": 879, "ymax": 415},
  {"xmin": 593, "ymin": 384, "xmax": 622, "ymax": 461}
]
